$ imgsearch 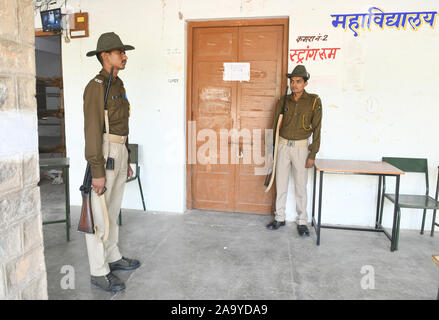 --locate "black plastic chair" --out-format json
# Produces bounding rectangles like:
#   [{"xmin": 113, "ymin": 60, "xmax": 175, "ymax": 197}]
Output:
[
  {"xmin": 118, "ymin": 144, "xmax": 146, "ymax": 225},
  {"xmin": 379, "ymin": 157, "xmax": 439, "ymax": 250}
]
